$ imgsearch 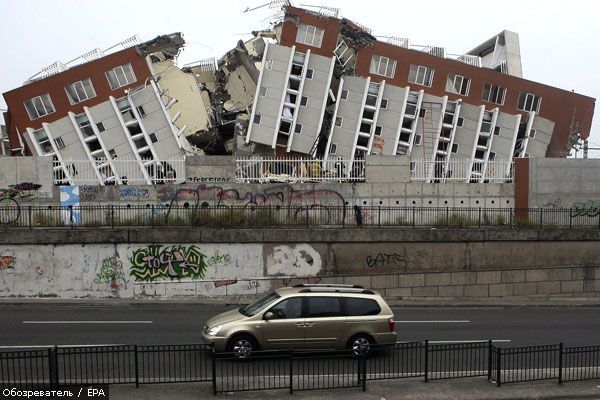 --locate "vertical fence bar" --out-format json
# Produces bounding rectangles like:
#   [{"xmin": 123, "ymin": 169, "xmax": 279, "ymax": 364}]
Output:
[
  {"xmin": 378, "ymin": 206, "xmax": 381, "ymax": 228},
  {"xmin": 28, "ymin": 206, "xmax": 32, "ymax": 229},
  {"xmin": 289, "ymin": 349, "xmax": 293, "ymax": 394},
  {"xmin": 558, "ymin": 343, "xmax": 563, "ymax": 384},
  {"xmin": 487, "ymin": 340, "xmax": 492, "ymax": 380},
  {"xmin": 412, "ymin": 206, "xmax": 416, "ymax": 229},
  {"xmin": 134, "ymin": 345, "xmax": 139, "ymax": 387},
  {"xmin": 211, "ymin": 347, "xmax": 217, "ymax": 396},
  {"xmin": 478, "ymin": 208, "xmax": 482, "ymax": 228},
  {"xmin": 362, "ymin": 354, "xmax": 367, "ymax": 391},
  {"xmin": 424, "ymin": 340, "xmax": 429, "ymax": 382},
  {"xmin": 496, "ymin": 347, "xmax": 502, "ymax": 387},
  {"xmin": 305, "ymin": 208, "xmax": 309, "ymax": 229},
  {"xmin": 539, "ymin": 209, "xmax": 543, "ymax": 228}
]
